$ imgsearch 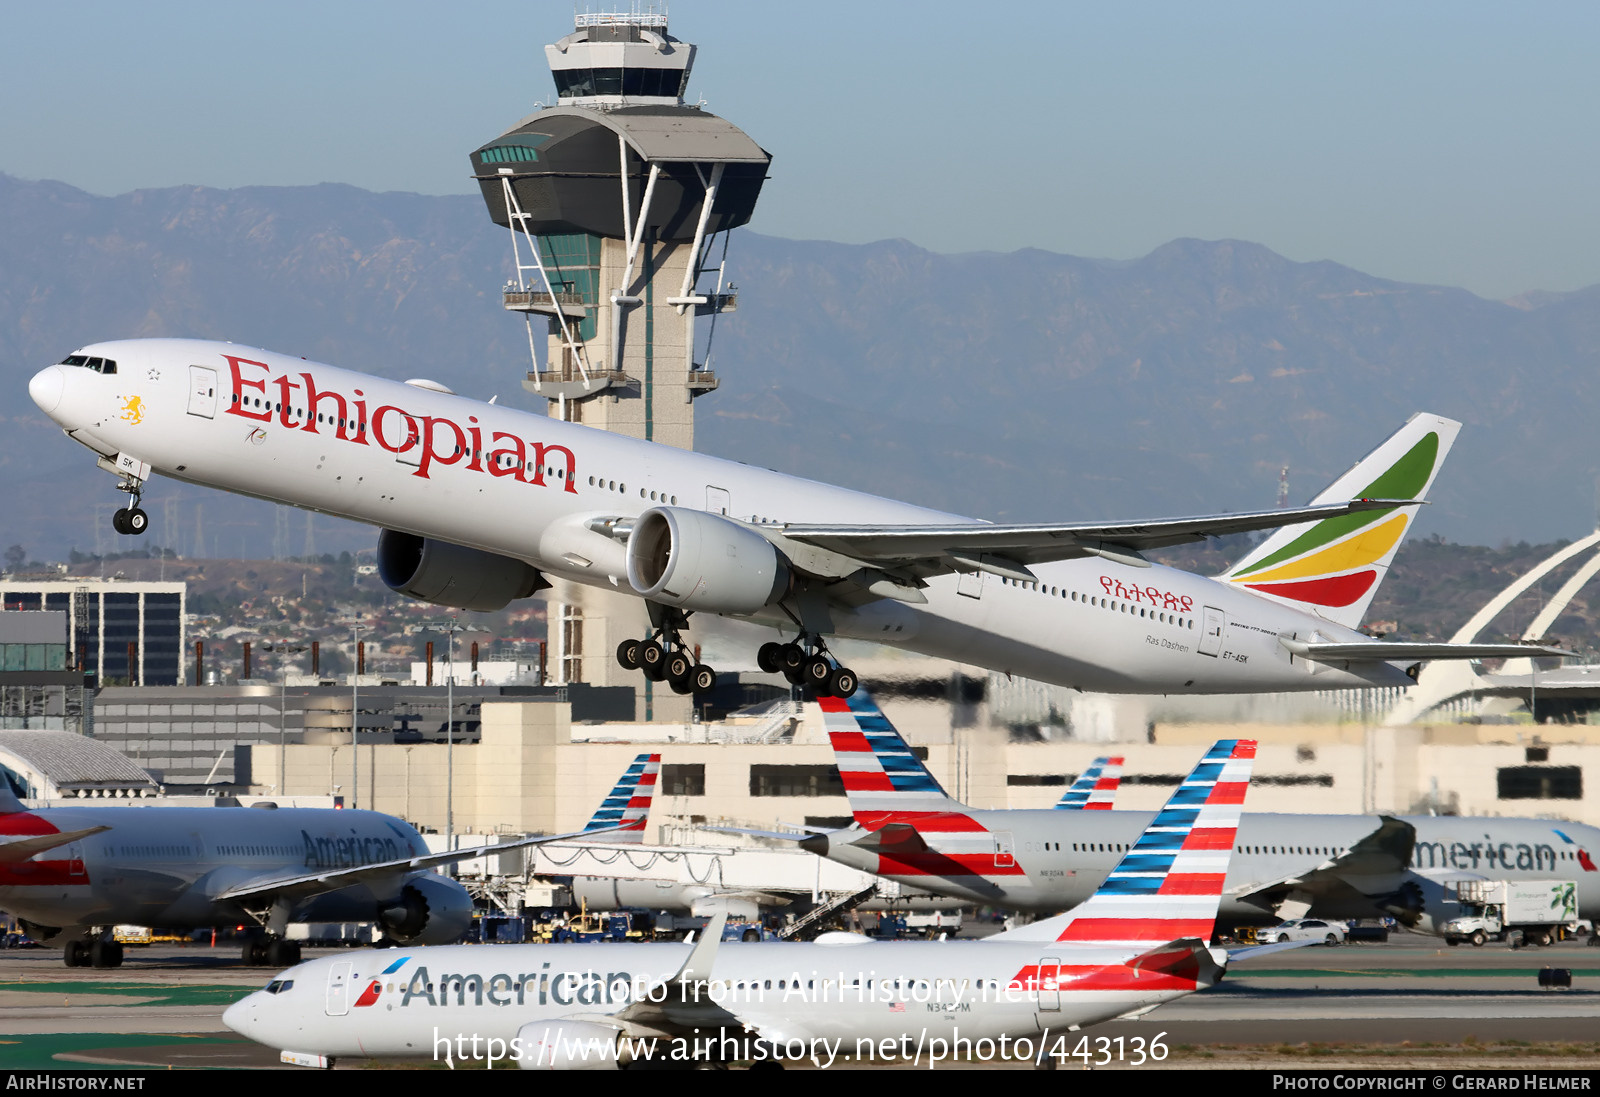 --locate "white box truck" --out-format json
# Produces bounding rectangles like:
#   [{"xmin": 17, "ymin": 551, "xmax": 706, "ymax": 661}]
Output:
[{"xmin": 1441, "ymin": 879, "xmax": 1578, "ymax": 947}]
